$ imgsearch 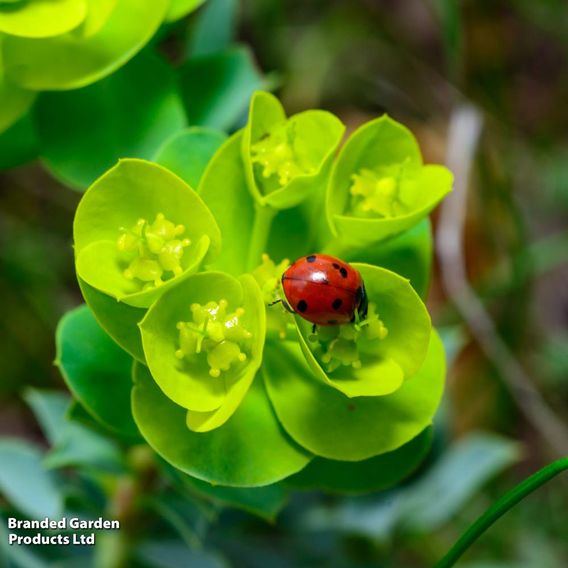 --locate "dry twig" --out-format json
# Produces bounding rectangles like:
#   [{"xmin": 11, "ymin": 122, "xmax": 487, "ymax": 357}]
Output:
[{"xmin": 436, "ymin": 104, "xmax": 568, "ymax": 456}]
